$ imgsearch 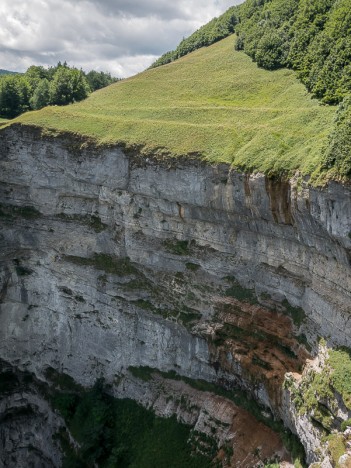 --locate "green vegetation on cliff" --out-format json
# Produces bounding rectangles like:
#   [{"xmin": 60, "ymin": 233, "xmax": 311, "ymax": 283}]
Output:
[
  {"xmin": 49, "ymin": 377, "xmax": 212, "ymax": 468},
  {"xmin": 12, "ymin": 35, "xmax": 335, "ymax": 180},
  {"xmin": 286, "ymin": 345, "xmax": 351, "ymax": 432}
]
